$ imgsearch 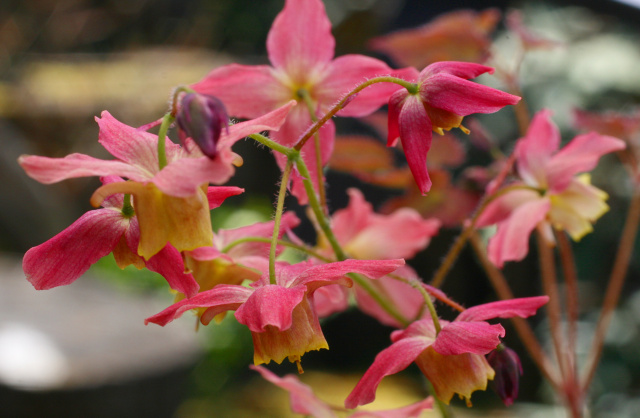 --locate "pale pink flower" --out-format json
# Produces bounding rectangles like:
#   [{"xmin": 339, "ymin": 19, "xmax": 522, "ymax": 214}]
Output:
[
  {"xmin": 192, "ymin": 0, "xmax": 412, "ymax": 203},
  {"xmin": 476, "ymin": 109, "xmax": 626, "ymax": 267},
  {"xmin": 251, "ymin": 365, "xmax": 433, "ymax": 418},
  {"xmin": 146, "ymin": 259, "xmax": 405, "ymax": 369},
  {"xmin": 387, "ymin": 61, "xmax": 520, "ymax": 194},
  {"xmin": 345, "ymin": 296, "xmax": 548, "ymax": 407}
]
